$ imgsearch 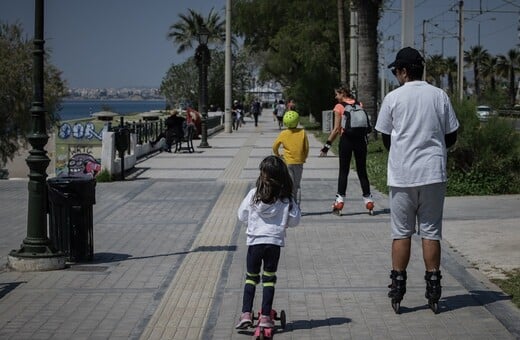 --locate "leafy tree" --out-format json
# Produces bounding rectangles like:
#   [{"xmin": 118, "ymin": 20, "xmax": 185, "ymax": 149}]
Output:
[
  {"xmin": 160, "ymin": 49, "xmax": 255, "ymax": 110},
  {"xmin": 0, "ymin": 22, "xmax": 65, "ymax": 167},
  {"xmin": 233, "ymin": 0, "xmax": 339, "ymax": 117},
  {"xmin": 160, "ymin": 59, "xmax": 199, "ymax": 108}
]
